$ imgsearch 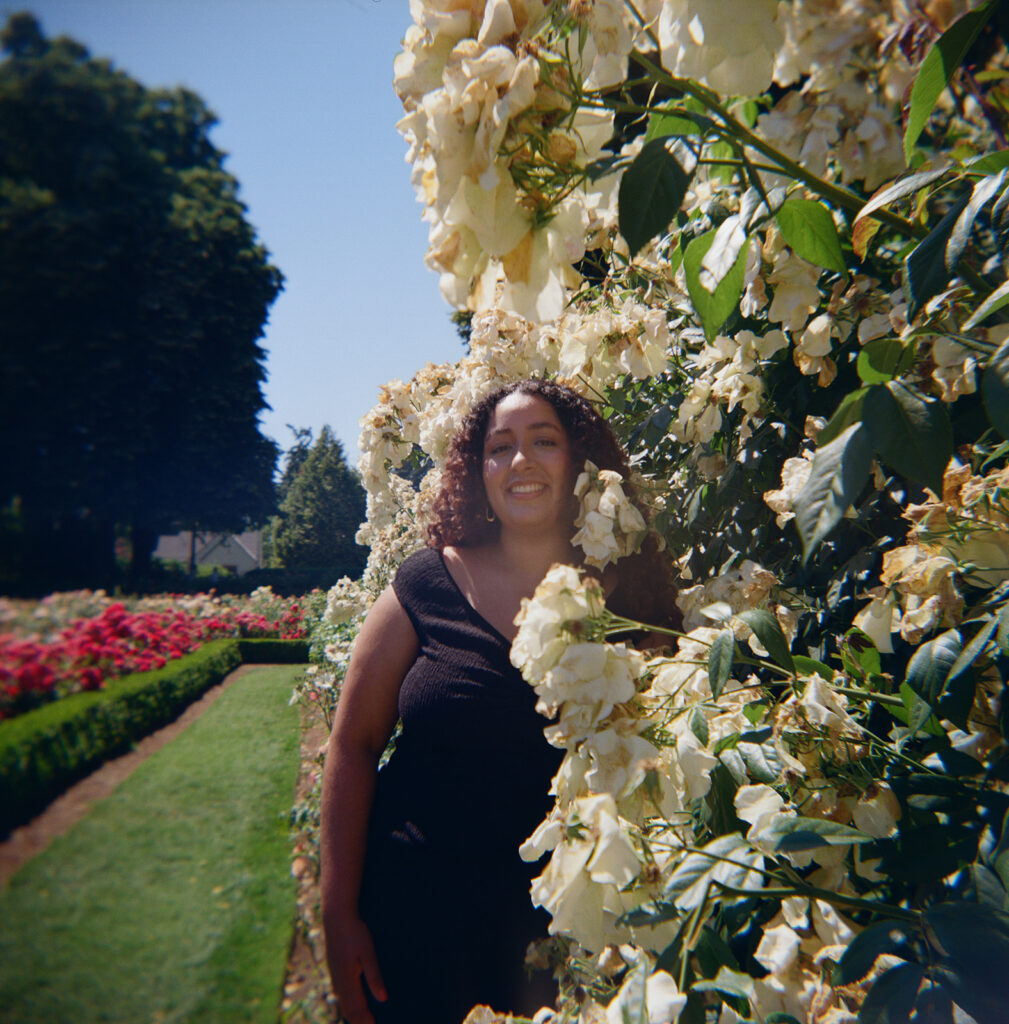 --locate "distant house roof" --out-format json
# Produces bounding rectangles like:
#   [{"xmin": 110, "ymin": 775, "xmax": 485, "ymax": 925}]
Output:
[{"xmin": 153, "ymin": 531, "xmax": 263, "ymax": 575}]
